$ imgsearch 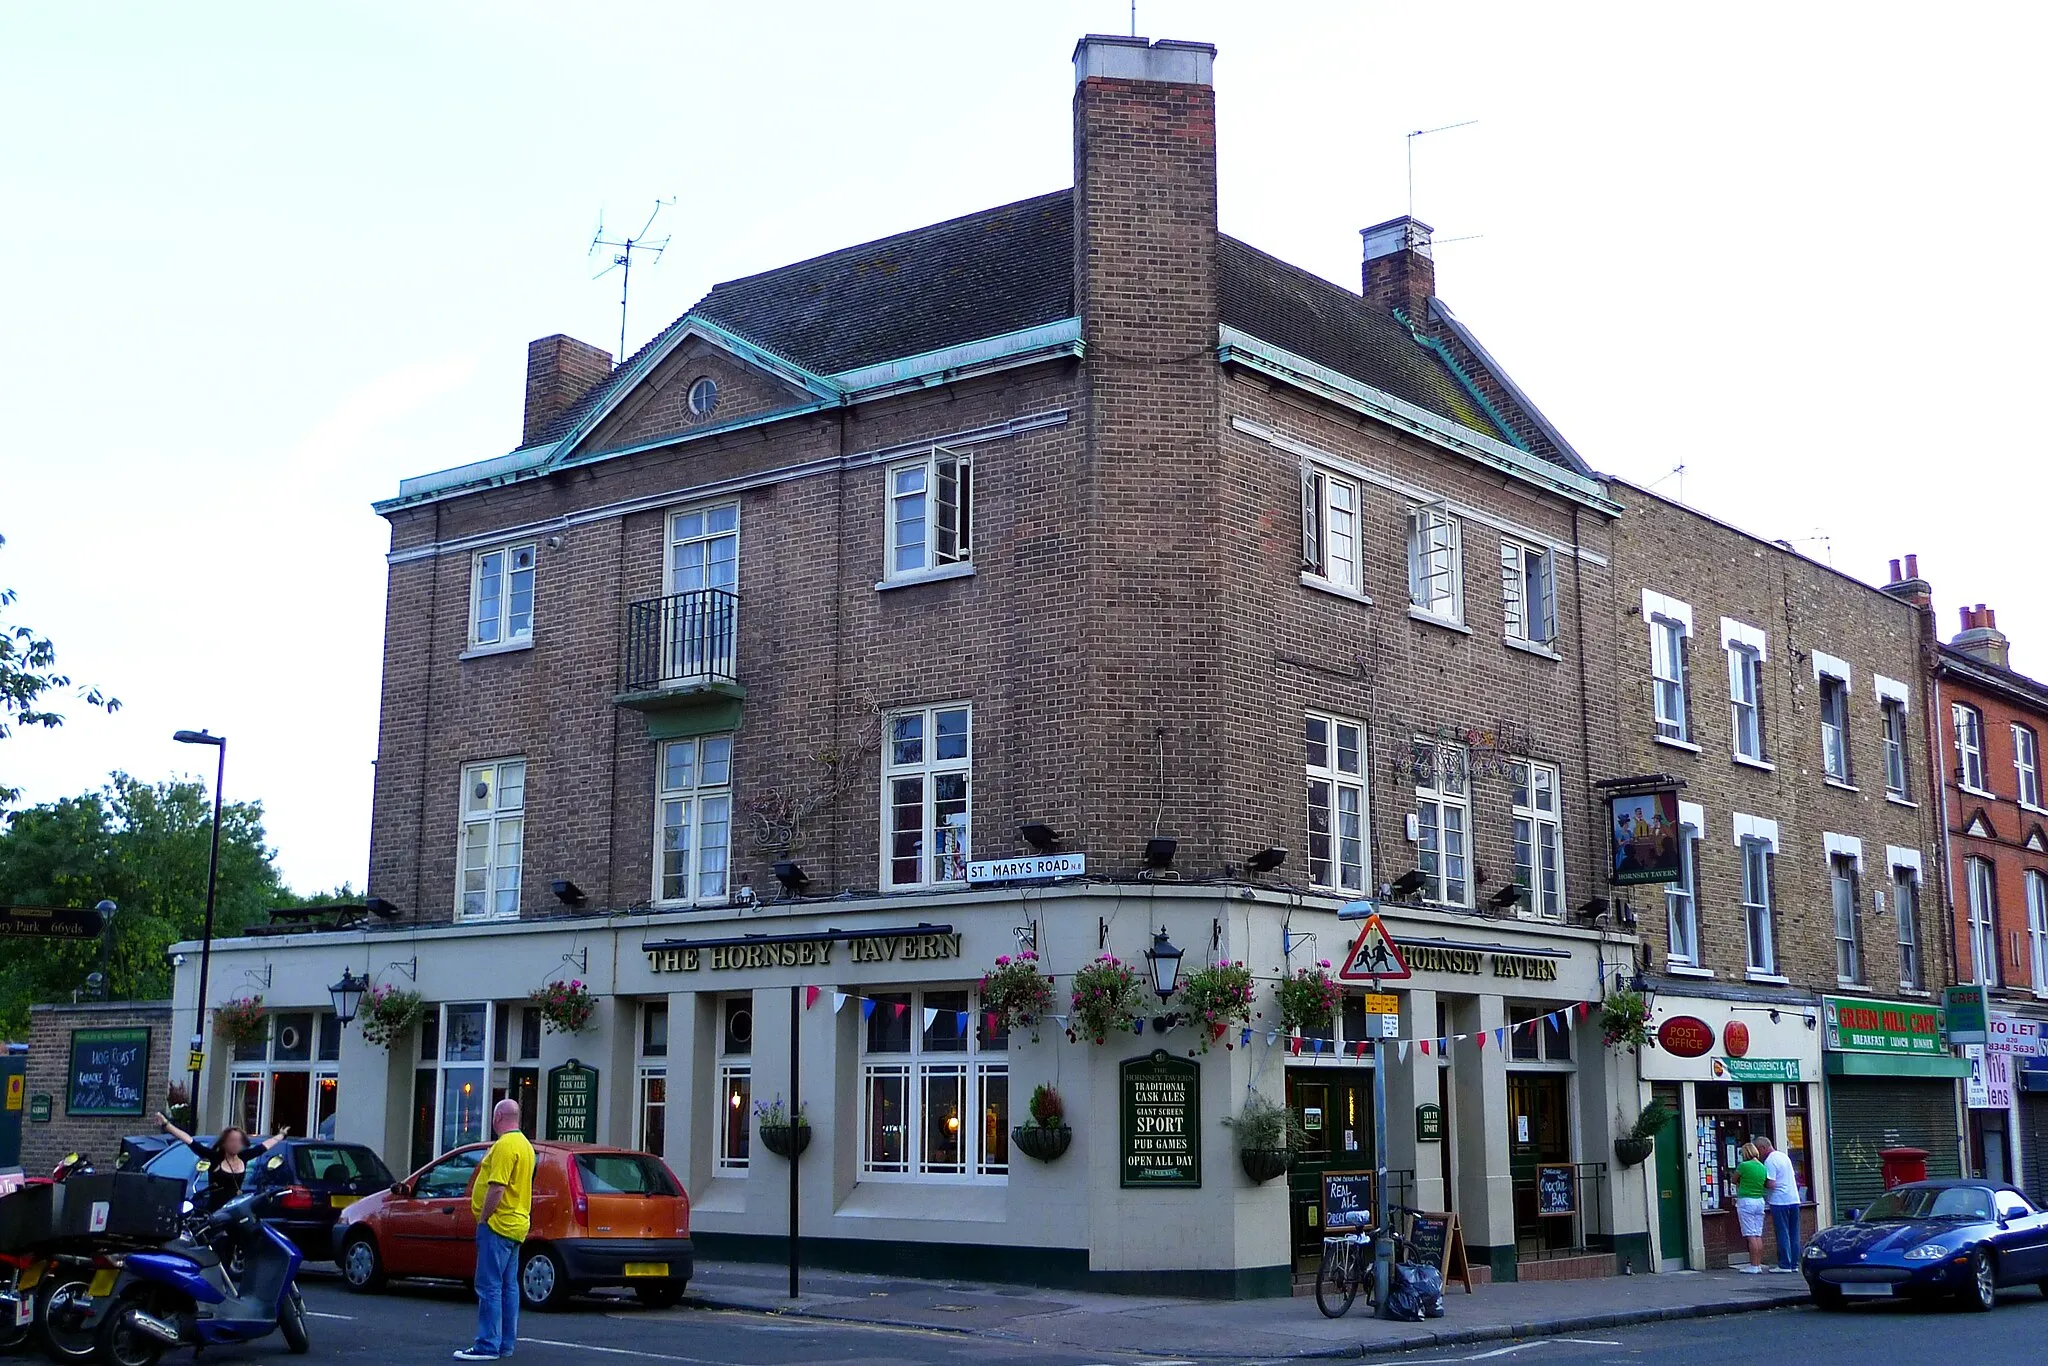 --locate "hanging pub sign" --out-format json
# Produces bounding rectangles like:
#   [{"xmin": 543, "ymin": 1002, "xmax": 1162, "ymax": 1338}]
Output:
[
  {"xmin": 1120, "ymin": 1050, "xmax": 1200, "ymax": 1189},
  {"xmin": 1608, "ymin": 788, "xmax": 1682, "ymax": 885},
  {"xmin": 546, "ymin": 1060, "xmax": 599, "ymax": 1142}
]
